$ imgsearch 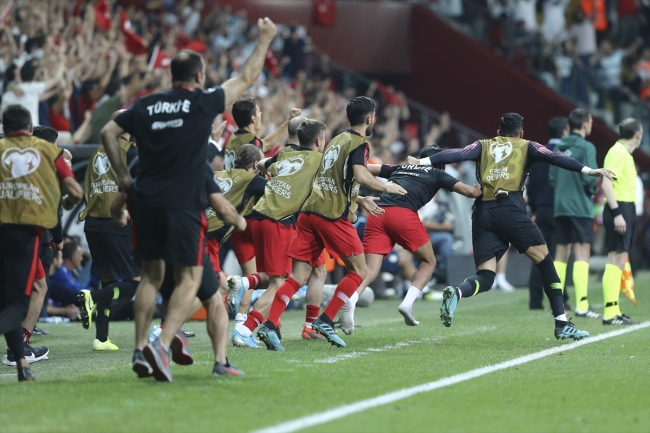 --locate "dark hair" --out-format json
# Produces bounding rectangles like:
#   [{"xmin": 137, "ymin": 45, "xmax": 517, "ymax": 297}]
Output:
[
  {"xmin": 4, "ymin": 63, "xmax": 18, "ymax": 83},
  {"xmin": 548, "ymin": 117, "xmax": 568, "ymax": 140},
  {"xmin": 619, "ymin": 118, "xmax": 642, "ymax": 139},
  {"xmin": 62, "ymin": 241, "xmax": 80, "ymax": 261},
  {"xmin": 568, "ymin": 108, "xmax": 591, "ymax": 131},
  {"xmin": 170, "ymin": 50, "xmax": 203, "ymax": 83},
  {"xmin": 297, "ymin": 119, "xmax": 326, "ymax": 147},
  {"xmin": 2, "ymin": 105, "xmax": 32, "ymax": 135},
  {"xmin": 346, "ymin": 96, "xmax": 376, "ymax": 126},
  {"xmin": 420, "ymin": 144, "xmax": 444, "ymax": 159},
  {"xmin": 20, "ymin": 60, "xmax": 37, "ymax": 82},
  {"xmin": 234, "ymin": 143, "xmax": 262, "ymax": 169},
  {"xmin": 498, "ymin": 113, "xmax": 524, "ymax": 137},
  {"xmin": 232, "ymin": 98, "xmax": 257, "ymax": 129},
  {"xmin": 33, "ymin": 125, "xmax": 58, "ymax": 144},
  {"xmin": 288, "ymin": 116, "xmax": 304, "ymax": 139}
]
